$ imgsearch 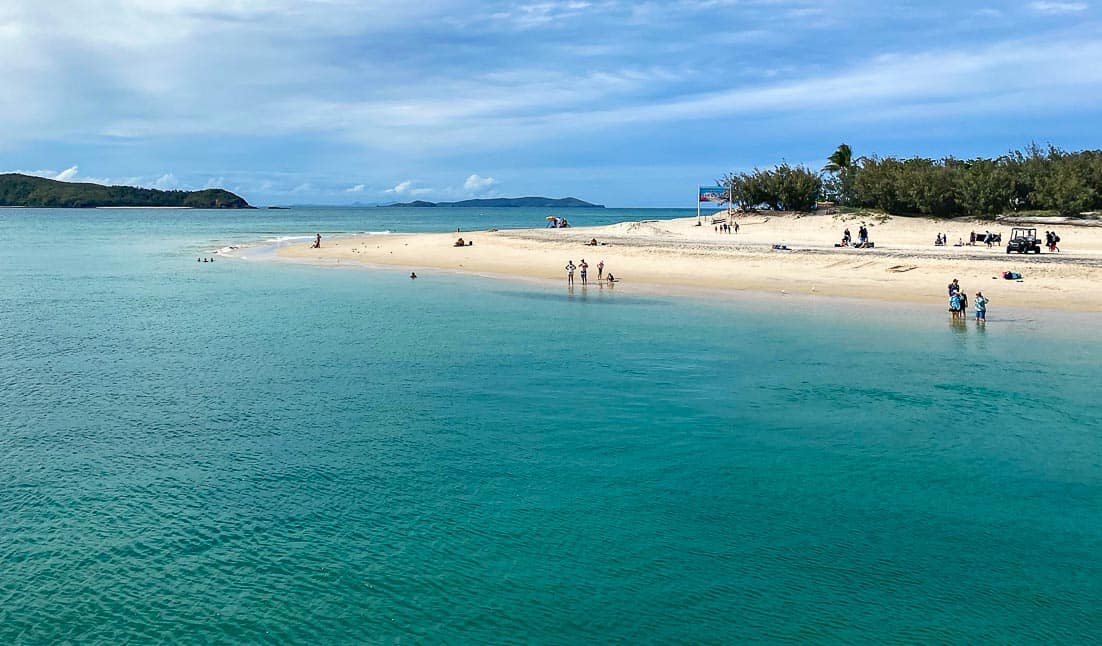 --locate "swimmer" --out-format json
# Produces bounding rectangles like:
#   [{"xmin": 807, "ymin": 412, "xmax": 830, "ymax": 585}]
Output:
[{"xmin": 410, "ymin": 272, "xmax": 417, "ymax": 279}]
